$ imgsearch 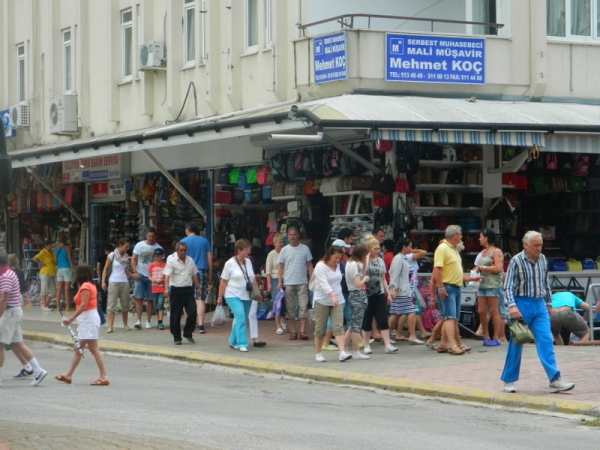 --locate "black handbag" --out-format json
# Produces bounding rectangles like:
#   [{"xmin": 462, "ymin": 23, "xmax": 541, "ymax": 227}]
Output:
[{"xmin": 374, "ymin": 163, "xmax": 395, "ymax": 194}]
